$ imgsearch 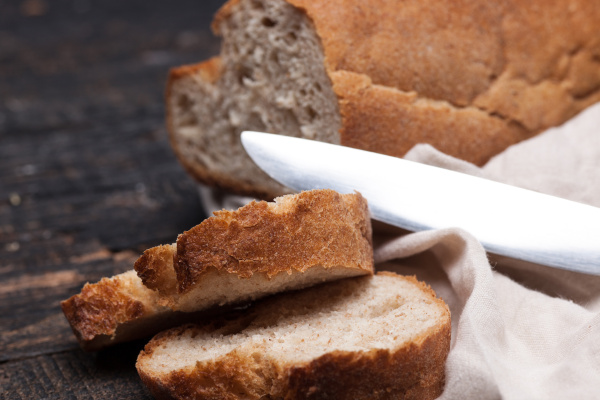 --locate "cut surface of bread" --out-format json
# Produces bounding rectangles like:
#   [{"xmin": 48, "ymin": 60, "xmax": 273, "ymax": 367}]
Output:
[
  {"xmin": 62, "ymin": 189, "xmax": 373, "ymax": 350},
  {"xmin": 168, "ymin": 0, "xmax": 600, "ymax": 198},
  {"xmin": 167, "ymin": 0, "xmax": 341, "ymax": 197},
  {"xmin": 137, "ymin": 272, "xmax": 451, "ymax": 400}
]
